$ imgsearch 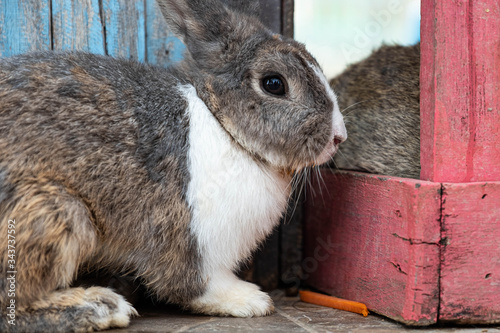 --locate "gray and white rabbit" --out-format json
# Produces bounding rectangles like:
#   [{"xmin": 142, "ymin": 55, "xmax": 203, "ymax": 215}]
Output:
[
  {"xmin": 331, "ymin": 43, "xmax": 420, "ymax": 179},
  {"xmin": 0, "ymin": 0, "xmax": 346, "ymax": 331}
]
